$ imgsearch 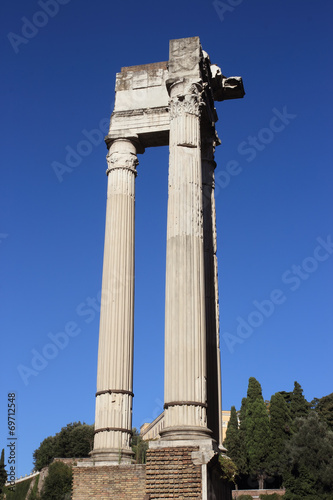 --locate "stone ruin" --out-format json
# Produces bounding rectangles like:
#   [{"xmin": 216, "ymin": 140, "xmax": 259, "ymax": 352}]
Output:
[{"xmin": 72, "ymin": 36, "xmax": 244, "ymax": 500}]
